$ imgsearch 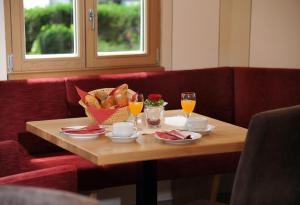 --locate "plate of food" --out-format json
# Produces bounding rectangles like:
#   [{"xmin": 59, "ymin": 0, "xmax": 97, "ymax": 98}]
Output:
[
  {"xmin": 61, "ymin": 125, "xmax": 105, "ymax": 140},
  {"xmin": 154, "ymin": 130, "xmax": 202, "ymax": 145}
]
